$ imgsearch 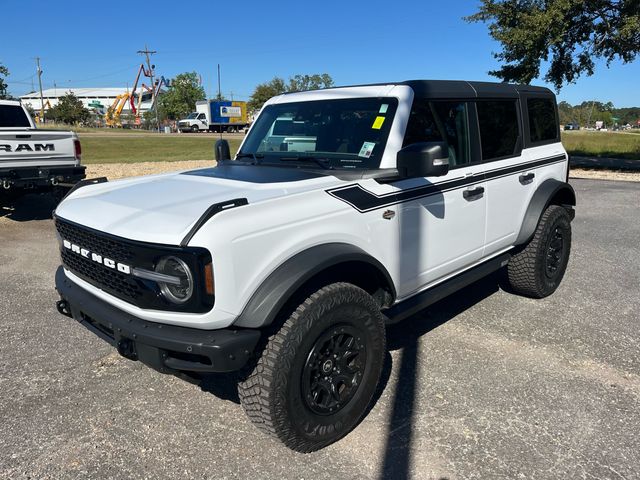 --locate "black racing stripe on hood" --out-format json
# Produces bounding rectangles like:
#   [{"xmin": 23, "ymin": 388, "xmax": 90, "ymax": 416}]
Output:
[{"xmin": 182, "ymin": 164, "xmax": 328, "ymax": 183}]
